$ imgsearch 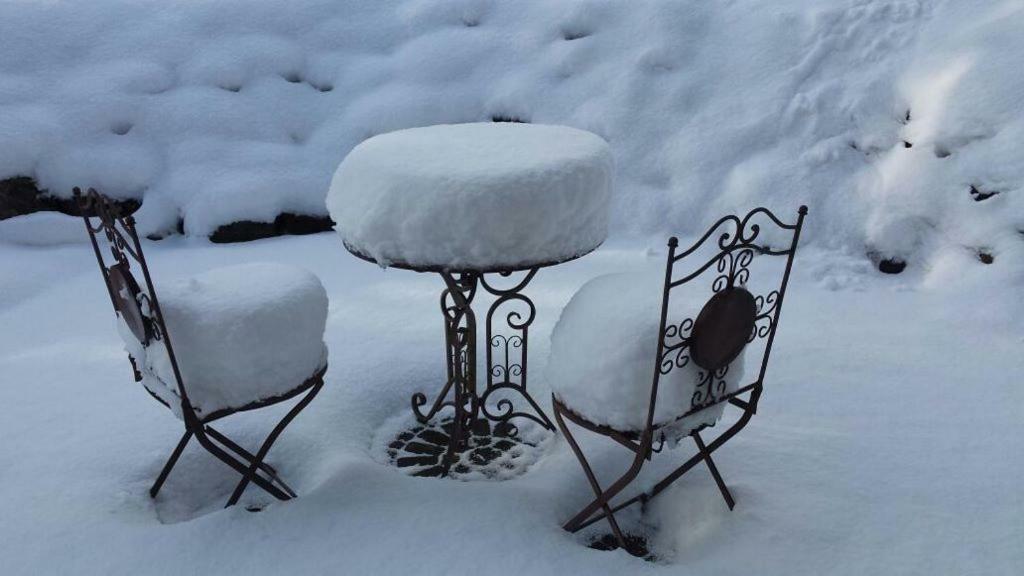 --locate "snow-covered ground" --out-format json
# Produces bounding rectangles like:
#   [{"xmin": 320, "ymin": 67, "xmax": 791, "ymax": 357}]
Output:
[
  {"xmin": 1, "ymin": 232, "xmax": 1020, "ymax": 574},
  {"xmin": 1, "ymin": 0, "xmax": 1022, "ymax": 573}
]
